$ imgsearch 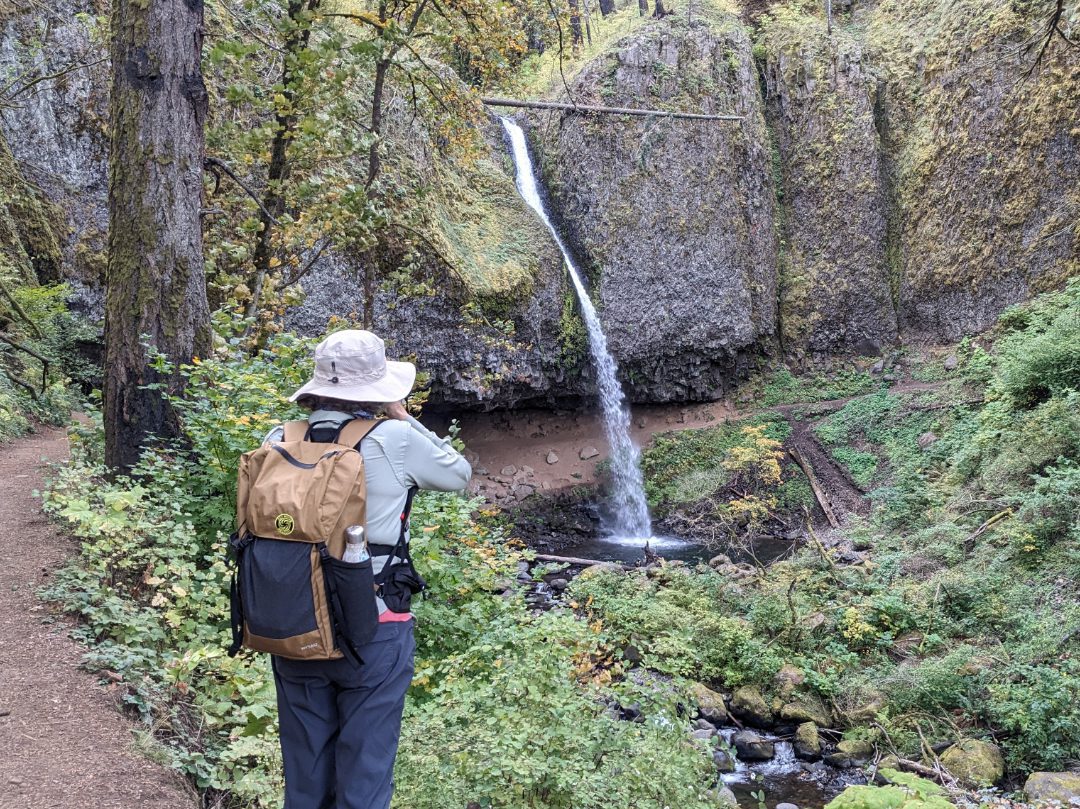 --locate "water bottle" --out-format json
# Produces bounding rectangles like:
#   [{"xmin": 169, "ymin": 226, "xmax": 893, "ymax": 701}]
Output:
[{"xmin": 343, "ymin": 525, "xmax": 370, "ymax": 563}]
